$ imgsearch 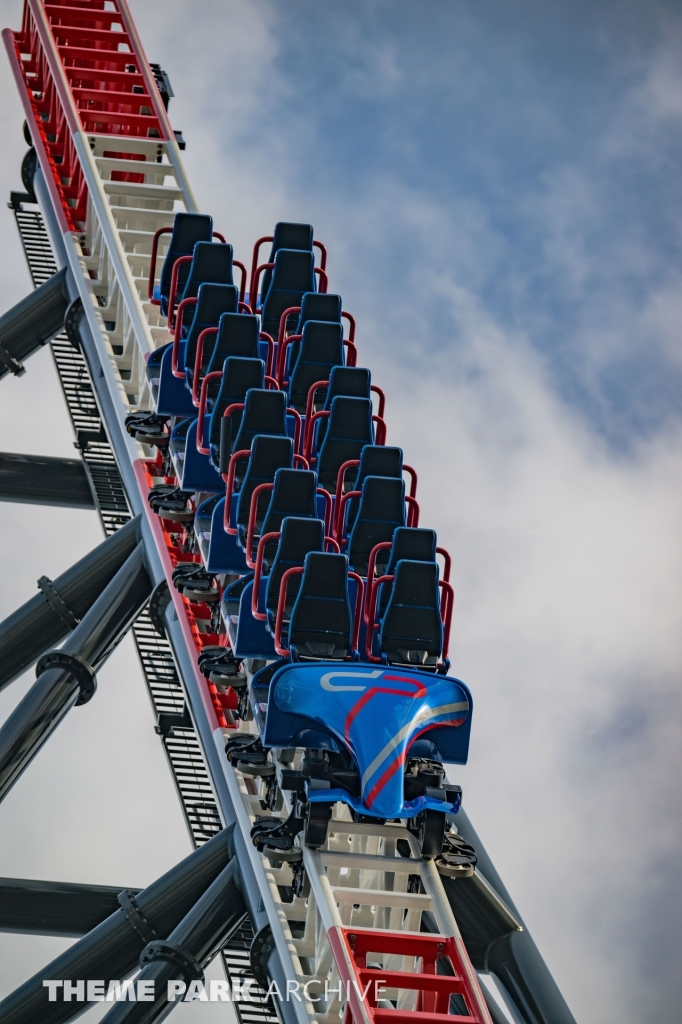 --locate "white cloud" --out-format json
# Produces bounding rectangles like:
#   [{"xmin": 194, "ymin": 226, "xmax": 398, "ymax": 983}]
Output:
[
  {"xmin": 0, "ymin": 2, "xmax": 680, "ymax": 1022},
  {"xmin": 376, "ymin": 282, "xmax": 682, "ymax": 1022}
]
